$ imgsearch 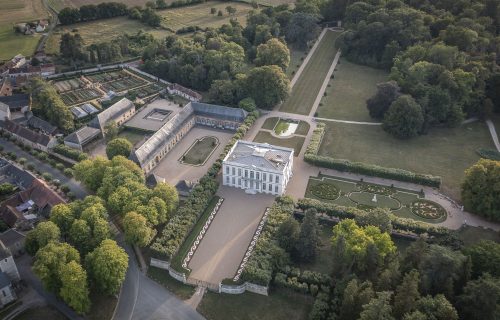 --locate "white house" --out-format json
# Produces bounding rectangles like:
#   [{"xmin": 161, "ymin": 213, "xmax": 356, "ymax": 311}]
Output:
[
  {"xmin": 0, "ymin": 272, "xmax": 16, "ymax": 307},
  {"xmin": 0, "ymin": 103, "xmax": 10, "ymax": 121},
  {"xmin": 0, "ymin": 243, "xmax": 20, "ymax": 281},
  {"xmin": 167, "ymin": 83, "xmax": 202, "ymax": 102},
  {"xmin": 222, "ymin": 141, "xmax": 294, "ymax": 196}
]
